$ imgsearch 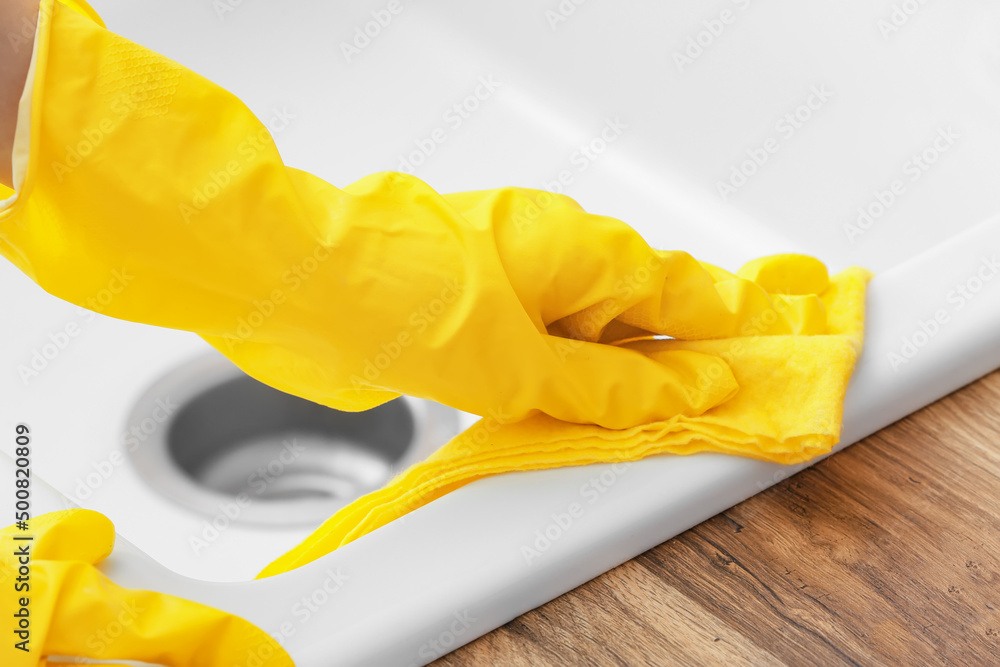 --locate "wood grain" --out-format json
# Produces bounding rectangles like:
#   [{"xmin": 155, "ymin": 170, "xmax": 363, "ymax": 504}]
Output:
[{"xmin": 435, "ymin": 370, "xmax": 1000, "ymax": 666}]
